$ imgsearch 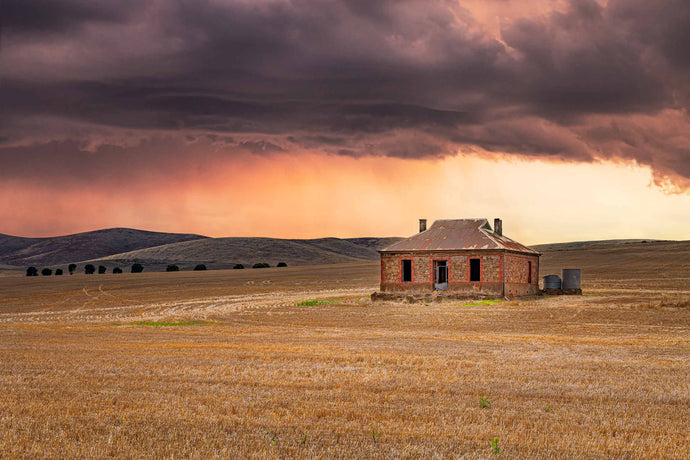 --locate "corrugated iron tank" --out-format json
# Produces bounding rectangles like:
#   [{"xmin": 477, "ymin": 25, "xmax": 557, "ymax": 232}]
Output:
[
  {"xmin": 562, "ymin": 269, "xmax": 581, "ymax": 290},
  {"xmin": 543, "ymin": 274, "xmax": 562, "ymax": 289}
]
